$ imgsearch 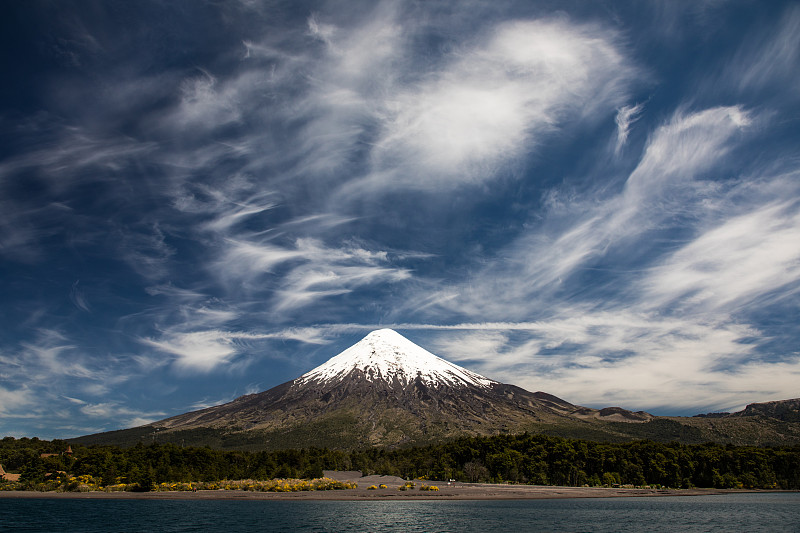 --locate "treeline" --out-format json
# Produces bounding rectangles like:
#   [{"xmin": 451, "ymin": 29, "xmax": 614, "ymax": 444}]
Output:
[
  {"xmin": 2, "ymin": 434, "xmax": 798, "ymax": 490},
  {"xmin": 378, "ymin": 434, "xmax": 800, "ymax": 489}
]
